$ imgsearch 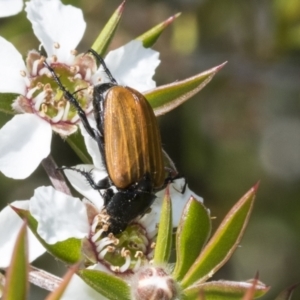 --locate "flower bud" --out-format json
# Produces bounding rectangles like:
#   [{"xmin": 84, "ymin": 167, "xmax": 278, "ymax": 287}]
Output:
[{"xmin": 131, "ymin": 266, "xmax": 179, "ymax": 300}]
